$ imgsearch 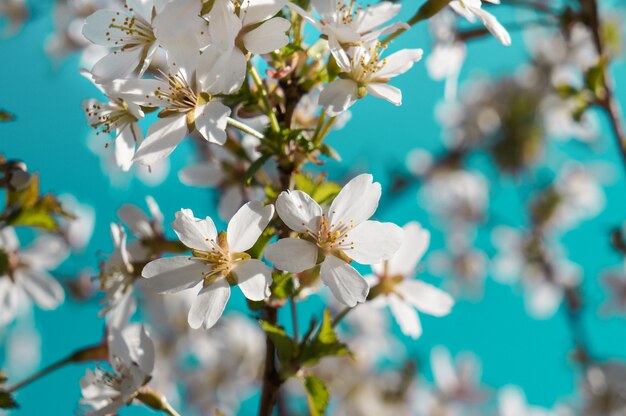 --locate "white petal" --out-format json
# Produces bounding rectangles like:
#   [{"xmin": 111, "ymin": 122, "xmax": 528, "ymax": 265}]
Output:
[
  {"xmin": 218, "ymin": 186, "xmax": 244, "ymax": 221},
  {"xmin": 82, "ymin": 10, "xmax": 124, "ymax": 47},
  {"xmin": 241, "ymin": 0, "xmax": 287, "ymax": 25},
  {"xmin": 397, "ymin": 280, "xmax": 454, "ymax": 316},
  {"xmin": 227, "ymin": 201, "xmax": 274, "ymax": 252},
  {"xmin": 111, "ymin": 78, "xmax": 167, "ymax": 107},
  {"xmin": 198, "ymin": 46, "xmax": 247, "ymax": 94},
  {"xmin": 133, "ymin": 114, "xmax": 188, "ymax": 165},
  {"xmin": 526, "ymin": 281, "xmax": 561, "ymax": 319},
  {"xmin": 194, "ymin": 102, "xmax": 230, "ymax": 145},
  {"xmin": 21, "ymin": 235, "xmax": 69, "ymax": 269},
  {"xmin": 117, "ymin": 204, "xmax": 151, "ymax": 238},
  {"xmin": 172, "ymin": 209, "xmax": 218, "ymax": 251},
  {"xmin": 233, "ymin": 259, "xmax": 272, "ymax": 300},
  {"xmin": 243, "ymin": 17, "xmax": 290, "ymax": 54},
  {"xmin": 0, "ymin": 227, "xmax": 19, "ymax": 251},
  {"xmin": 430, "ymin": 346, "xmax": 459, "ymax": 391},
  {"xmin": 328, "ymin": 174, "xmax": 381, "ymax": 227},
  {"xmin": 106, "ymin": 289, "xmax": 136, "ymax": 329},
  {"xmin": 91, "ymin": 46, "xmax": 146, "ymax": 82},
  {"xmin": 388, "ymin": 294, "xmax": 422, "ymax": 339},
  {"xmin": 320, "ymin": 255, "xmax": 369, "ymax": 307},
  {"xmin": 265, "ymin": 238, "xmax": 318, "ymax": 272},
  {"xmin": 115, "ymin": 122, "xmax": 141, "ymax": 171},
  {"xmin": 208, "ymin": 0, "xmax": 242, "ymax": 50},
  {"xmin": 16, "ymin": 270, "xmax": 64, "ymax": 310},
  {"xmin": 374, "ymin": 48, "xmax": 423, "ymax": 79},
  {"xmin": 179, "ymin": 162, "xmax": 225, "ymax": 187},
  {"xmin": 0, "ymin": 279, "xmax": 18, "ymax": 325},
  {"xmin": 188, "ymin": 279, "xmax": 230, "ymax": 329},
  {"xmin": 471, "ymin": 6, "xmax": 511, "ymax": 46},
  {"xmin": 385, "ymin": 221, "xmax": 430, "ymax": 276},
  {"xmin": 366, "ymin": 83, "xmax": 402, "ymax": 106},
  {"xmin": 275, "ymin": 190, "xmax": 322, "ymax": 233},
  {"xmin": 353, "ymin": 2, "xmax": 401, "ymax": 33},
  {"xmin": 319, "ymin": 79, "xmax": 358, "ymax": 116},
  {"xmin": 345, "ymin": 220, "xmax": 403, "ymax": 265},
  {"xmin": 141, "ymin": 256, "xmax": 206, "ymax": 293}
]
